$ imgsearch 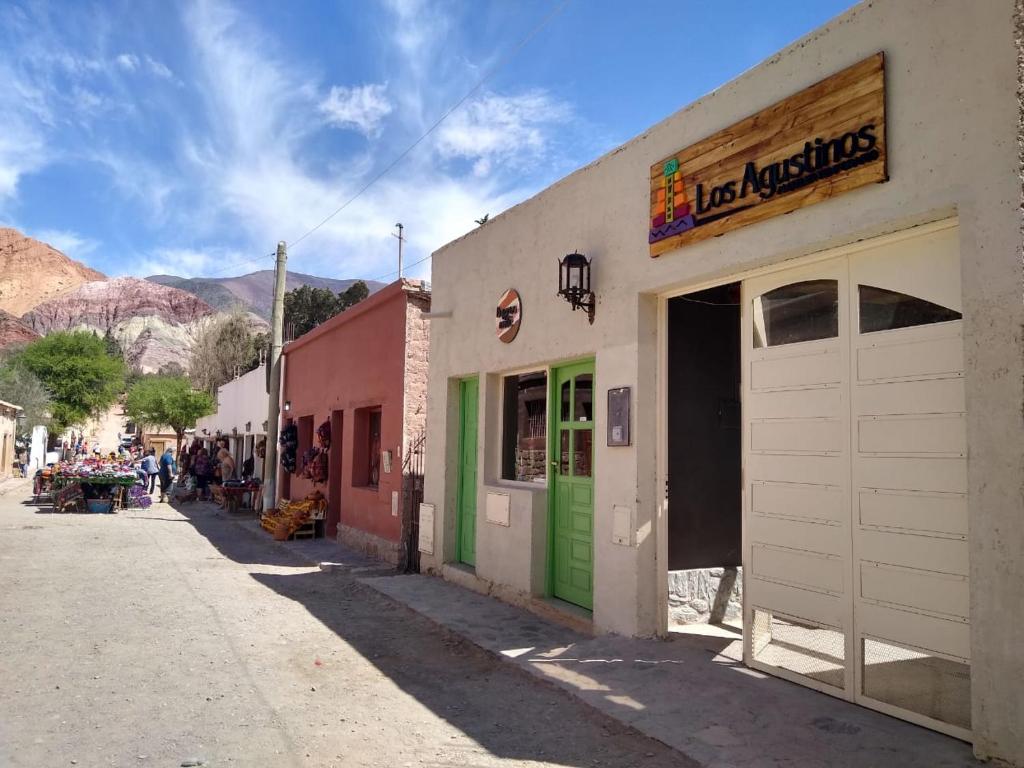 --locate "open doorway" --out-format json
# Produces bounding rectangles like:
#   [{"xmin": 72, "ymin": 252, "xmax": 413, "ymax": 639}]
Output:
[{"xmin": 666, "ymin": 282, "xmax": 742, "ymax": 639}]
